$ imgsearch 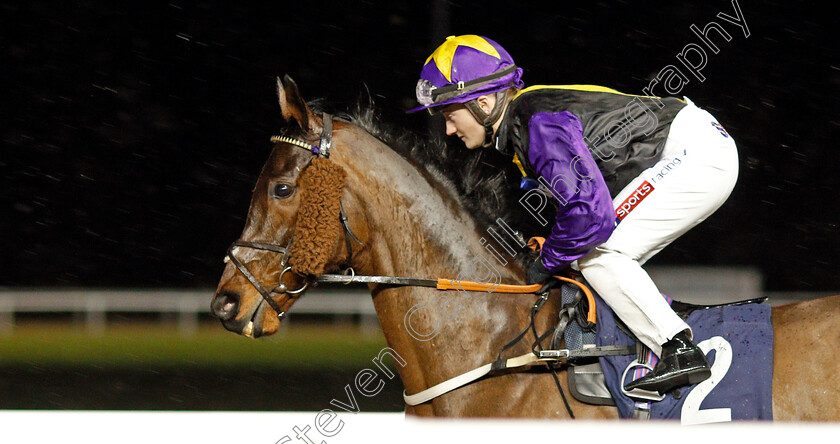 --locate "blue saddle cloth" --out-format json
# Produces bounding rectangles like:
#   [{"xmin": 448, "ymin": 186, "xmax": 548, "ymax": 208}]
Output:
[{"xmin": 594, "ymin": 292, "xmax": 774, "ymax": 422}]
